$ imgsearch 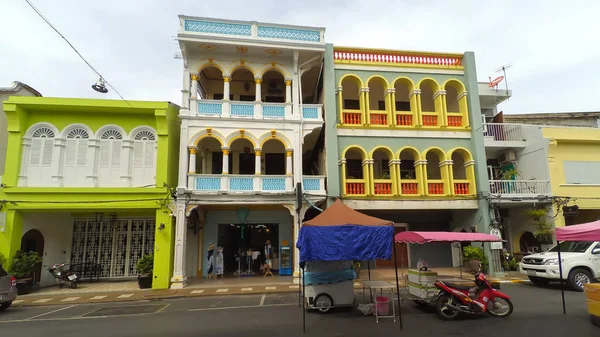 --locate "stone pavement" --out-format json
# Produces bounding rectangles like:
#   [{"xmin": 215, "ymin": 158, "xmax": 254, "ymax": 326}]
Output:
[{"xmin": 13, "ymin": 270, "xmax": 527, "ymax": 307}]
